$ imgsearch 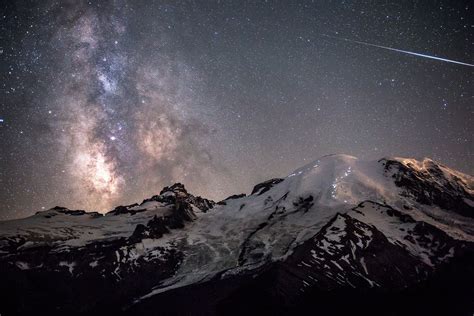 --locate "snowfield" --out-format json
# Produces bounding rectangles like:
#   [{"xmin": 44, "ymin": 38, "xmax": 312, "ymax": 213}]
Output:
[{"xmin": 0, "ymin": 154, "xmax": 473, "ymax": 315}]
